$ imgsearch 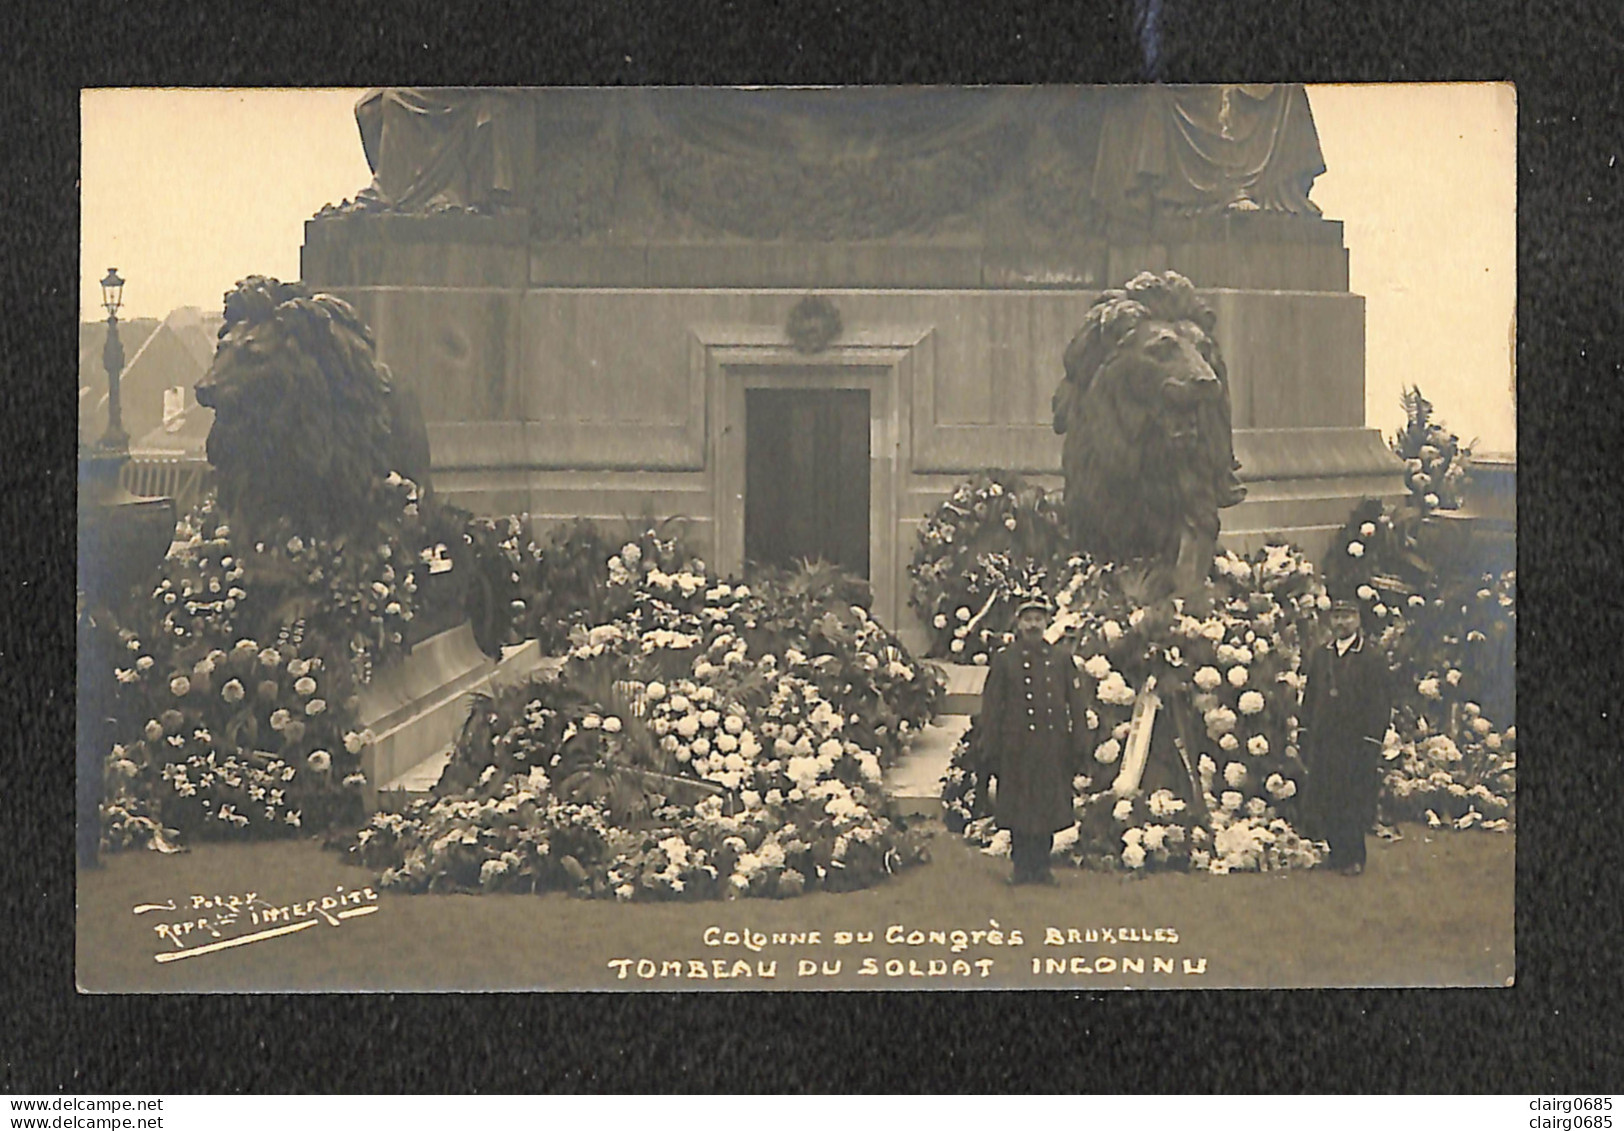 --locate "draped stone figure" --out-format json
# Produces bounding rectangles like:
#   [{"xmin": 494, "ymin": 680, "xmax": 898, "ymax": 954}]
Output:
[{"xmin": 1092, "ymin": 84, "xmax": 1326, "ymax": 220}]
